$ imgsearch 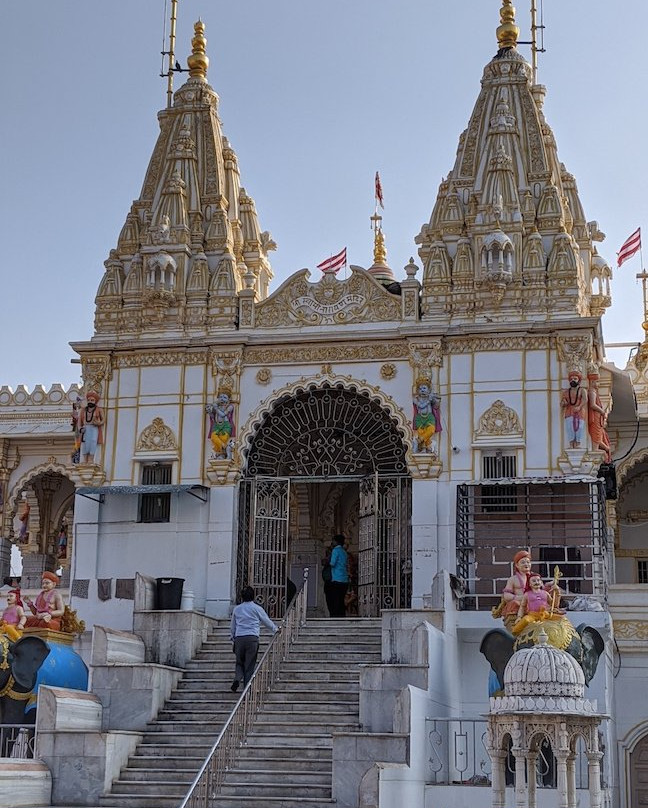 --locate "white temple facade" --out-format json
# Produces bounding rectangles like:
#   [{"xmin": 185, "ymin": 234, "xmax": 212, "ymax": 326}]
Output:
[{"xmin": 3, "ymin": 3, "xmax": 648, "ymax": 806}]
